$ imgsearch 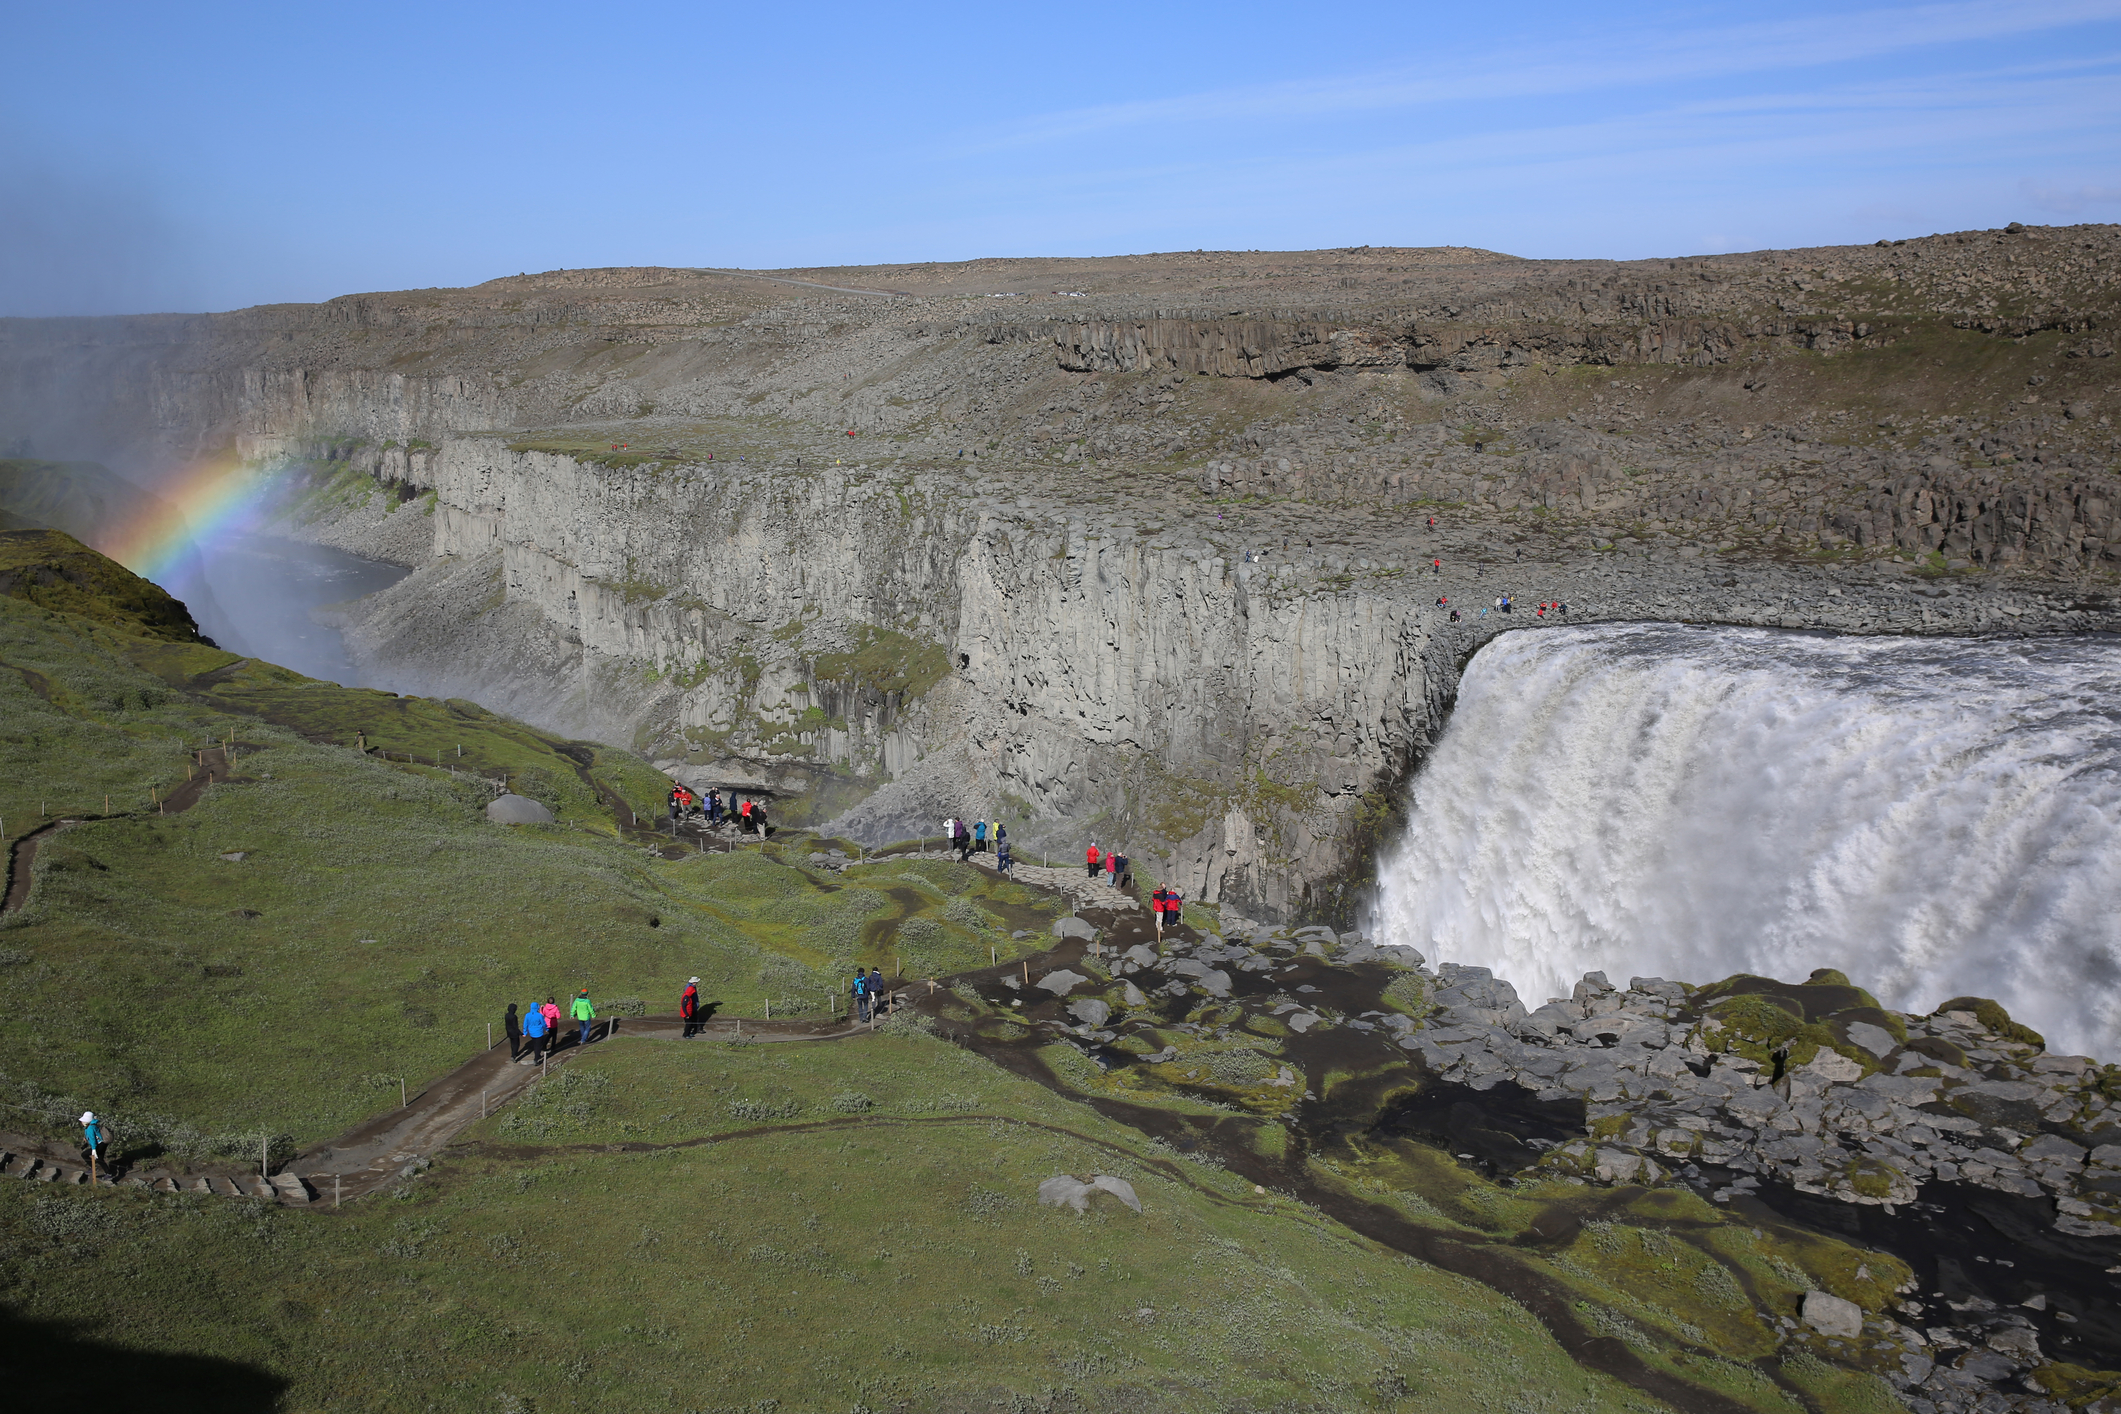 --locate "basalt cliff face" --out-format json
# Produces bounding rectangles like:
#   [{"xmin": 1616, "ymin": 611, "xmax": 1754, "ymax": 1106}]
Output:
[{"xmin": 2, "ymin": 232, "xmax": 2118, "ymax": 918}]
